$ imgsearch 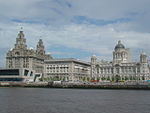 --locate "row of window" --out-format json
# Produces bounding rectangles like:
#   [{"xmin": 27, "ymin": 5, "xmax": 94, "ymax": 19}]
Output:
[
  {"xmin": 97, "ymin": 68, "xmax": 138, "ymax": 74},
  {"xmin": 46, "ymin": 64, "xmax": 69, "ymax": 67},
  {"xmin": 47, "ymin": 67, "xmax": 69, "ymax": 69},
  {"xmin": 47, "ymin": 69, "xmax": 69, "ymax": 73}
]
